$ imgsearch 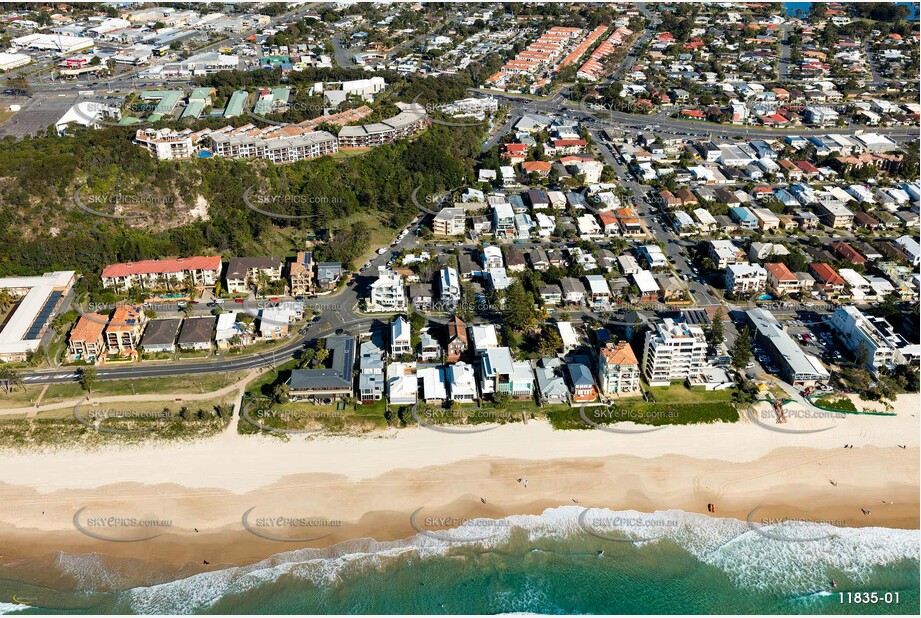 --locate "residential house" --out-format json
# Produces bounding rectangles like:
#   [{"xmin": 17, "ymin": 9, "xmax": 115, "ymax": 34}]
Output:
[
  {"xmin": 444, "ymin": 361, "xmax": 477, "ymax": 402},
  {"xmin": 566, "ymin": 362, "xmax": 597, "ymax": 402},
  {"xmin": 560, "ymin": 277, "xmax": 586, "ymax": 304},
  {"xmin": 418, "ymin": 331, "xmax": 441, "ymax": 361},
  {"xmin": 358, "ymin": 337, "xmax": 386, "ymax": 402},
  {"xmin": 598, "ymin": 341, "xmax": 640, "ymax": 395},
  {"xmin": 139, "ymin": 318, "xmax": 181, "ymax": 354},
  {"xmin": 445, "ymin": 315, "xmax": 468, "ymax": 361},
  {"xmin": 535, "ymin": 358, "xmax": 569, "ymax": 404},
  {"xmin": 177, "ymin": 316, "xmax": 215, "ymax": 351},
  {"xmin": 809, "ymin": 263, "xmax": 846, "ymax": 298},
  {"xmin": 390, "ymin": 316, "xmax": 412, "ymax": 357},
  {"xmin": 316, "ymin": 262, "xmax": 343, "ymax": 289},
  {"xmin": 387, "ymin": 361, "xmax": 418, "ymax": 405},
  {"xmin": 584, "ymin": 275, "xmax": 611, "ymax": 305},
  {"xmin": 540, "ymin": 284, "xmax": 563, "ymax": 306},
  {"xmin": 470, "ymin": 324, "xmax": 499, "ymax": 355},
  {"xmin": 438, "ymin": 267, "xmax": 461, "ymax": 310}
]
